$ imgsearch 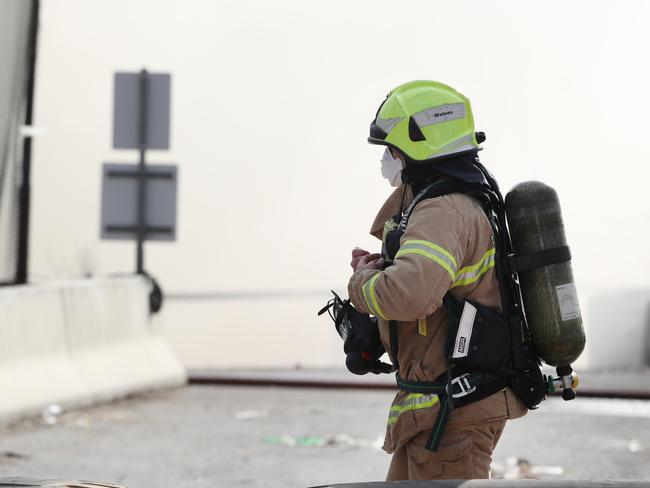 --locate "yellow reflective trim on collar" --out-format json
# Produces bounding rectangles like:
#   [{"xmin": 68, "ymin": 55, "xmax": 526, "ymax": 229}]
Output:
[{"xmin": 402, "ymin": 239, "xmax": 458, "ymax": 268}]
